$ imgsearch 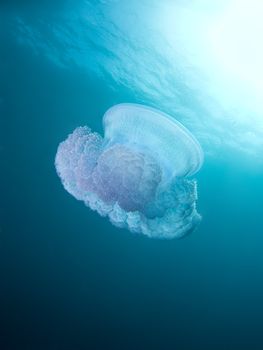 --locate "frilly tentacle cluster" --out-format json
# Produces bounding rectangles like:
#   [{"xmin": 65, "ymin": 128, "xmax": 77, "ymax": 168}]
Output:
[{"xmin": 55, "ymin": 127, "xmax": 201, "ymax": 239}]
